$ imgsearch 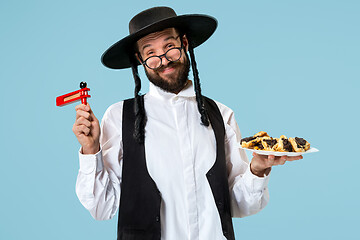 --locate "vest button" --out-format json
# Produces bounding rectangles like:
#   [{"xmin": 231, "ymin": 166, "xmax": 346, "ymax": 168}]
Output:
[{"xmin": 155, "ymin": 215, "xmax": 160, "ymax": 222}]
